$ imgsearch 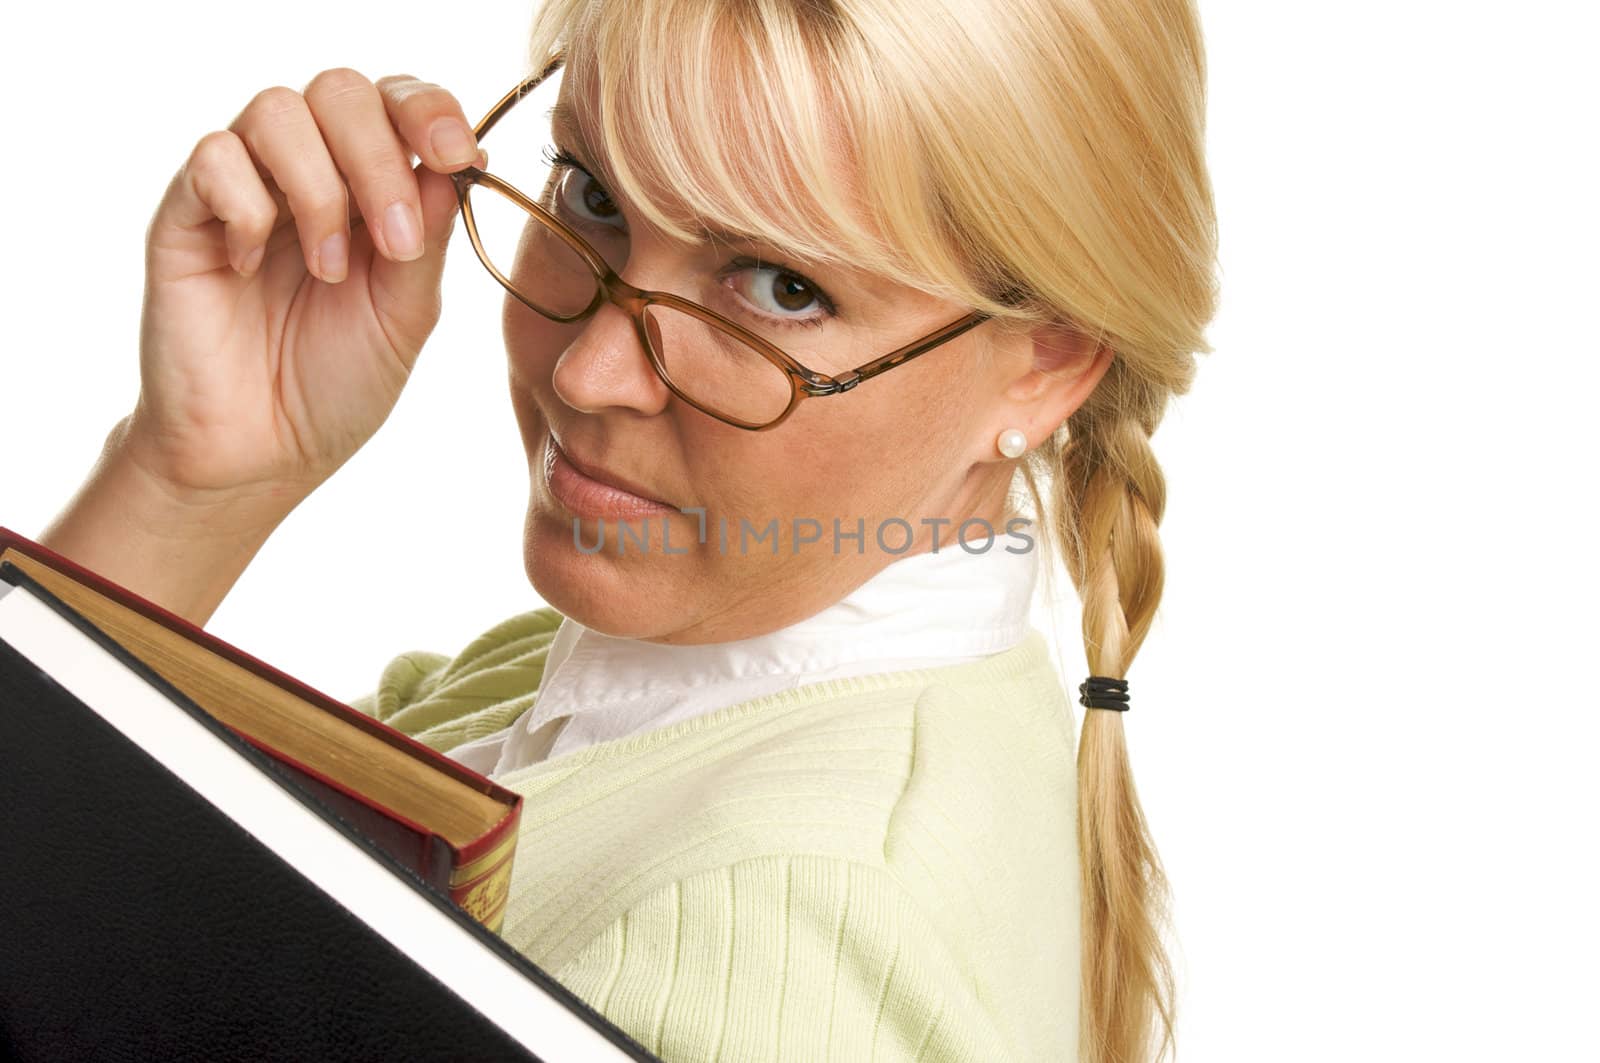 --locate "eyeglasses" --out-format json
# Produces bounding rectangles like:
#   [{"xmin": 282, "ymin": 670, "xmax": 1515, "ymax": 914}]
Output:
[{"xmin": 449, "ymin": 50, "xmax": 991, "ymax": 431}]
